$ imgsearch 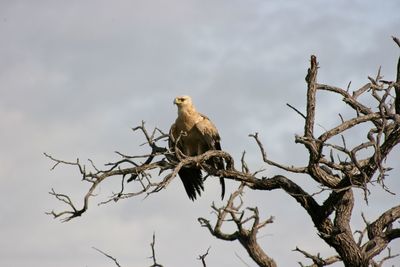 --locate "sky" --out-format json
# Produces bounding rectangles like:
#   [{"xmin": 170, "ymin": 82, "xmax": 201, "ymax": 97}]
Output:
[{"xmin": 0, "ymin": 0, "xmax": 400, "ymax": 266}]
